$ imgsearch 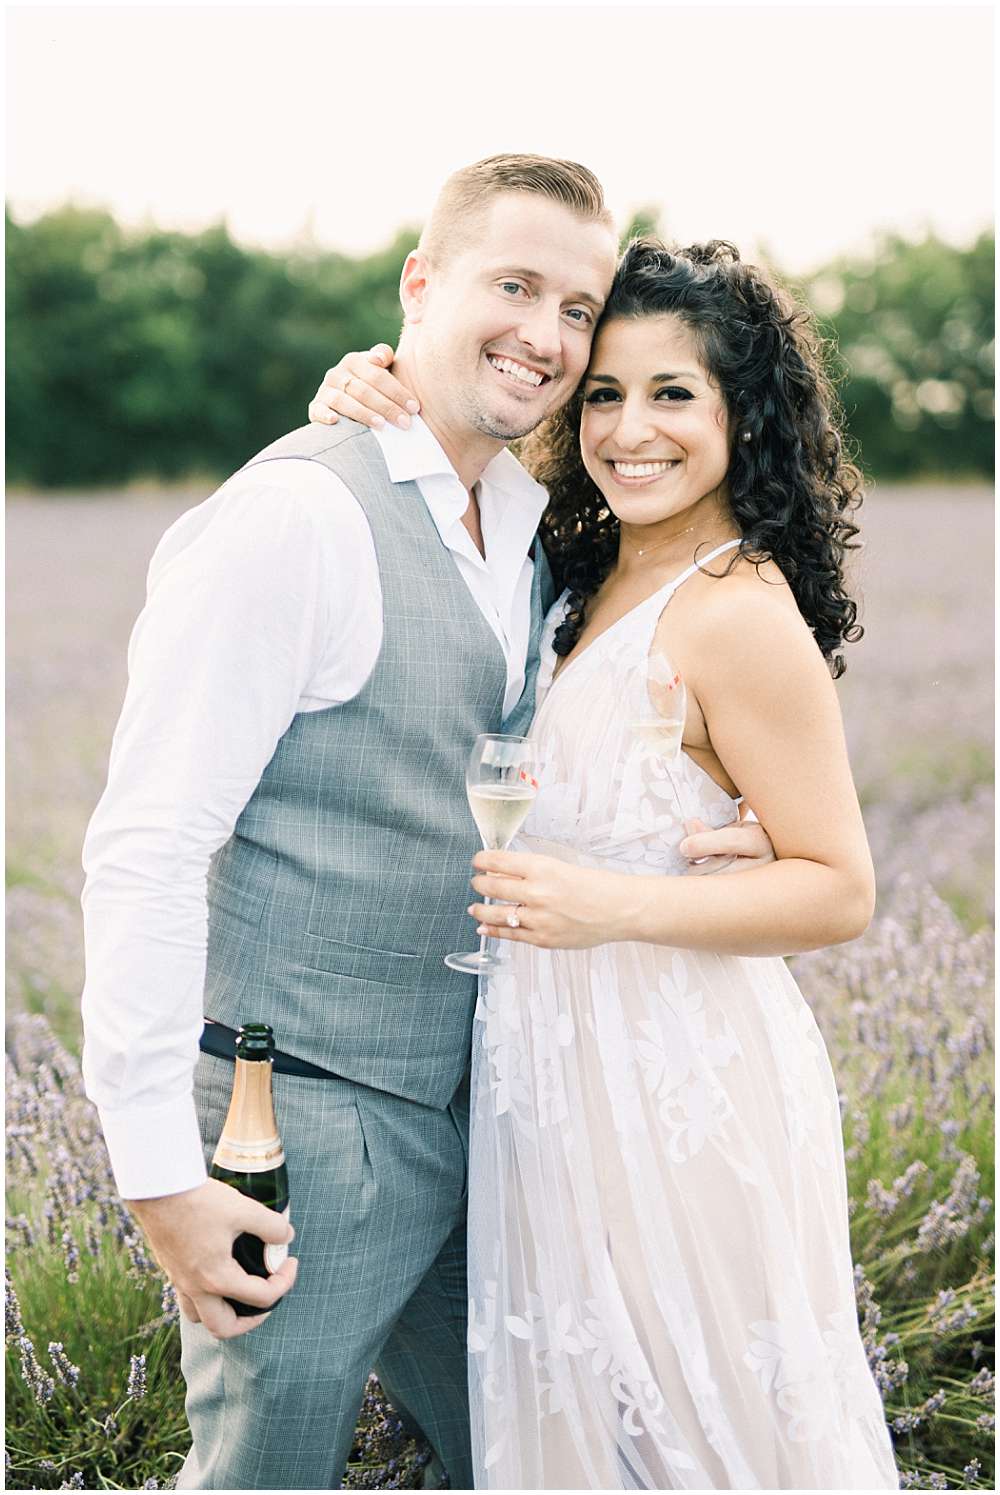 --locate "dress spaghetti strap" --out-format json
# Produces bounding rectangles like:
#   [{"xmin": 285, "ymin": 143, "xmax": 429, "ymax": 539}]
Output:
[{"xmin": 662, "ymin": 536, "xmax": 742, "ymax": 597}]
